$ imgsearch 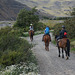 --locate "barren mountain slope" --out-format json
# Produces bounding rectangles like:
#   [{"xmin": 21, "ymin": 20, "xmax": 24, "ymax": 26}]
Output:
[
  {"xmin": 0, "ymin": 0, "xmax": 30, "ymax": 20},
  {"xmin": 15, "ymin": 0, "xmax": 75, "ymax": 17}
]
